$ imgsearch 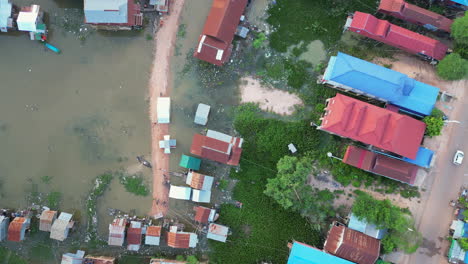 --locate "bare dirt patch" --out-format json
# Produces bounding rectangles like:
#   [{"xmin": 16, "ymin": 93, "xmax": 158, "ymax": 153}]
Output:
[{"xmin": 239, "ymin": 76, "xmax": 303, "ymax": 115}]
